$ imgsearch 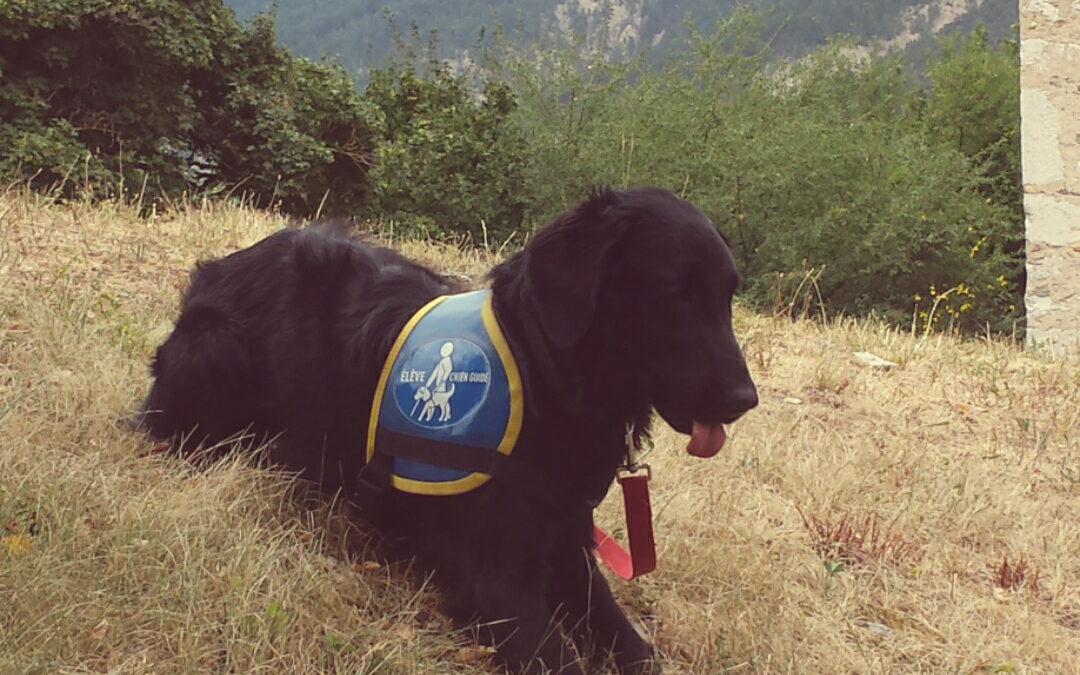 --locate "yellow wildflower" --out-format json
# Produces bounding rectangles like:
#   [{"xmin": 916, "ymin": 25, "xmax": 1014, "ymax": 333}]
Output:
[{"xmin": 2, "ymin": 534, "xmax": 31, "ymax": 555}]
